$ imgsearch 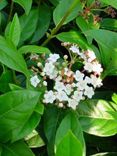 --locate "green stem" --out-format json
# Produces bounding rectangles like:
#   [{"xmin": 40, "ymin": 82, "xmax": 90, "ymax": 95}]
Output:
[
  {"xmin": 41, "ymin": 0, "xmax": 80, "ymax": 46},
  {"xmin": 8, "ymin": 0, "xmax": 14, "ymax": 23}
]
